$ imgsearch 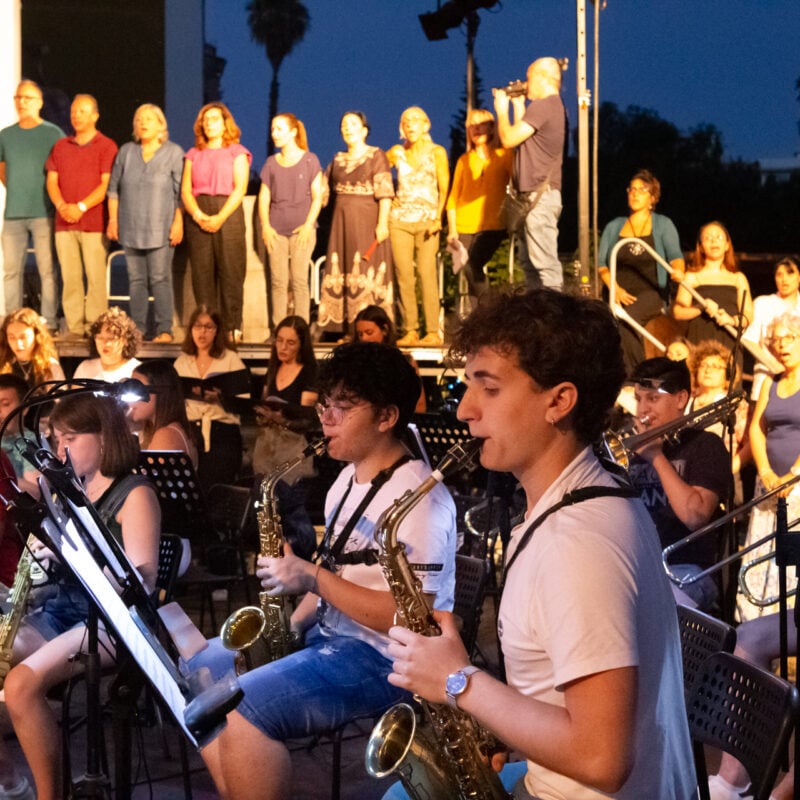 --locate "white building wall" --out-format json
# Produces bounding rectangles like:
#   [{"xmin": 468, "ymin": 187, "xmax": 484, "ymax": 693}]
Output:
[{"xmin": 0, "ymin": 0, "xmax": 21, "ymax": 313}]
